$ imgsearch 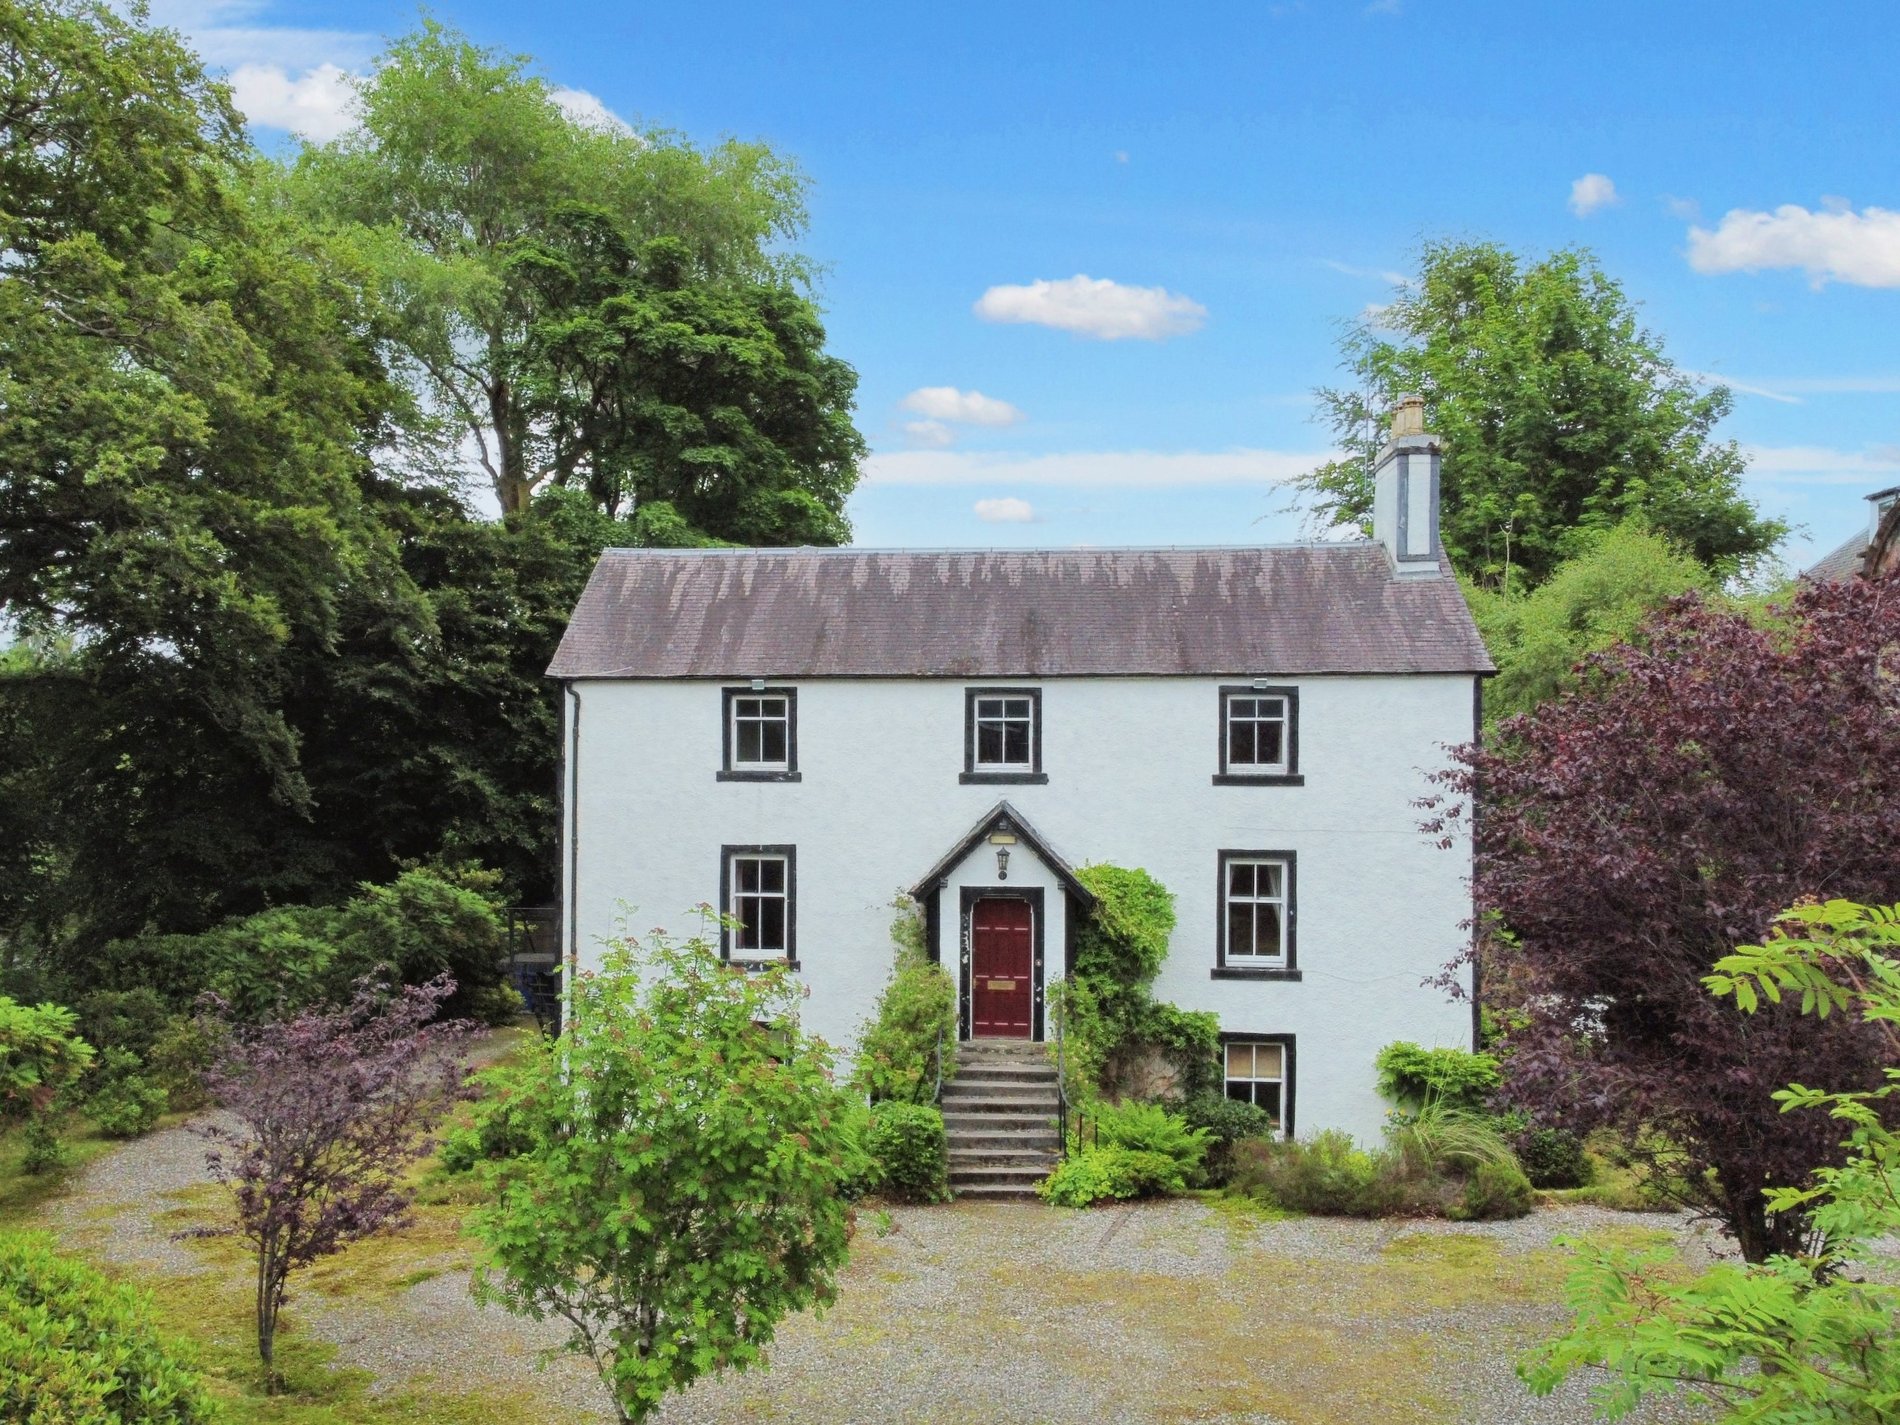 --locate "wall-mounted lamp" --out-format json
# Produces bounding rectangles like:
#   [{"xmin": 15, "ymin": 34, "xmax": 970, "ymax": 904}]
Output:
[
  {"xmin": 1251, "ymin": 678, "xmax": 1272, "ymax": 691},
  {"xmin": 749, "ymin": 678, "xmax": 767, "ymax": 691},
  {"xmin": 988, "ymin": 830, "xmax": 1016, "ymax": 881}
]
